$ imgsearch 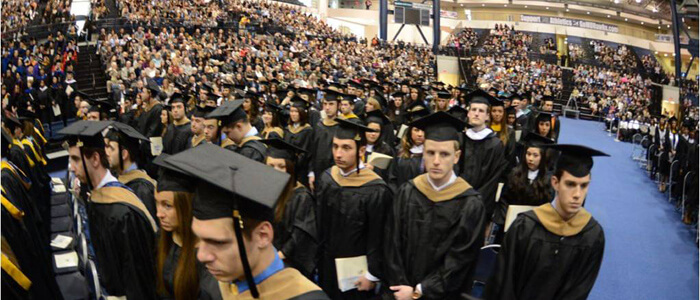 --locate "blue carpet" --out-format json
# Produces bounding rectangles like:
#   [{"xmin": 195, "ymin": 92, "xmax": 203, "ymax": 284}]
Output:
[{"xmin": 557, "ymin": 118, "xmax": 699, "ymax": 299}]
